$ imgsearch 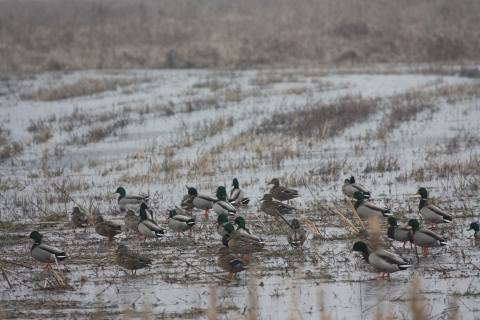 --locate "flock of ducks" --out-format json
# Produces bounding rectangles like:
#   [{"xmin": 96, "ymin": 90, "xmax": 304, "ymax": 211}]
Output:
[{"xmin": 25, "ymin": 176, "xmax": 476, "ymax": 280}]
